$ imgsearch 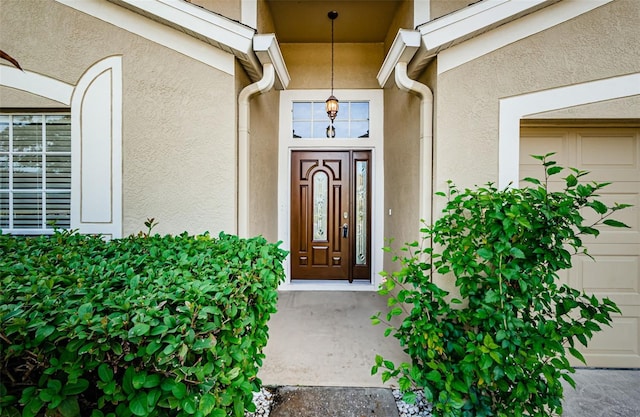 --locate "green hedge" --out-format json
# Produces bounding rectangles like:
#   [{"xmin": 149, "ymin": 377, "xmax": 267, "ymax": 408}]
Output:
[{"xmin": 0, "ymin": 230, "xmax": 287, "ymax": 417}]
